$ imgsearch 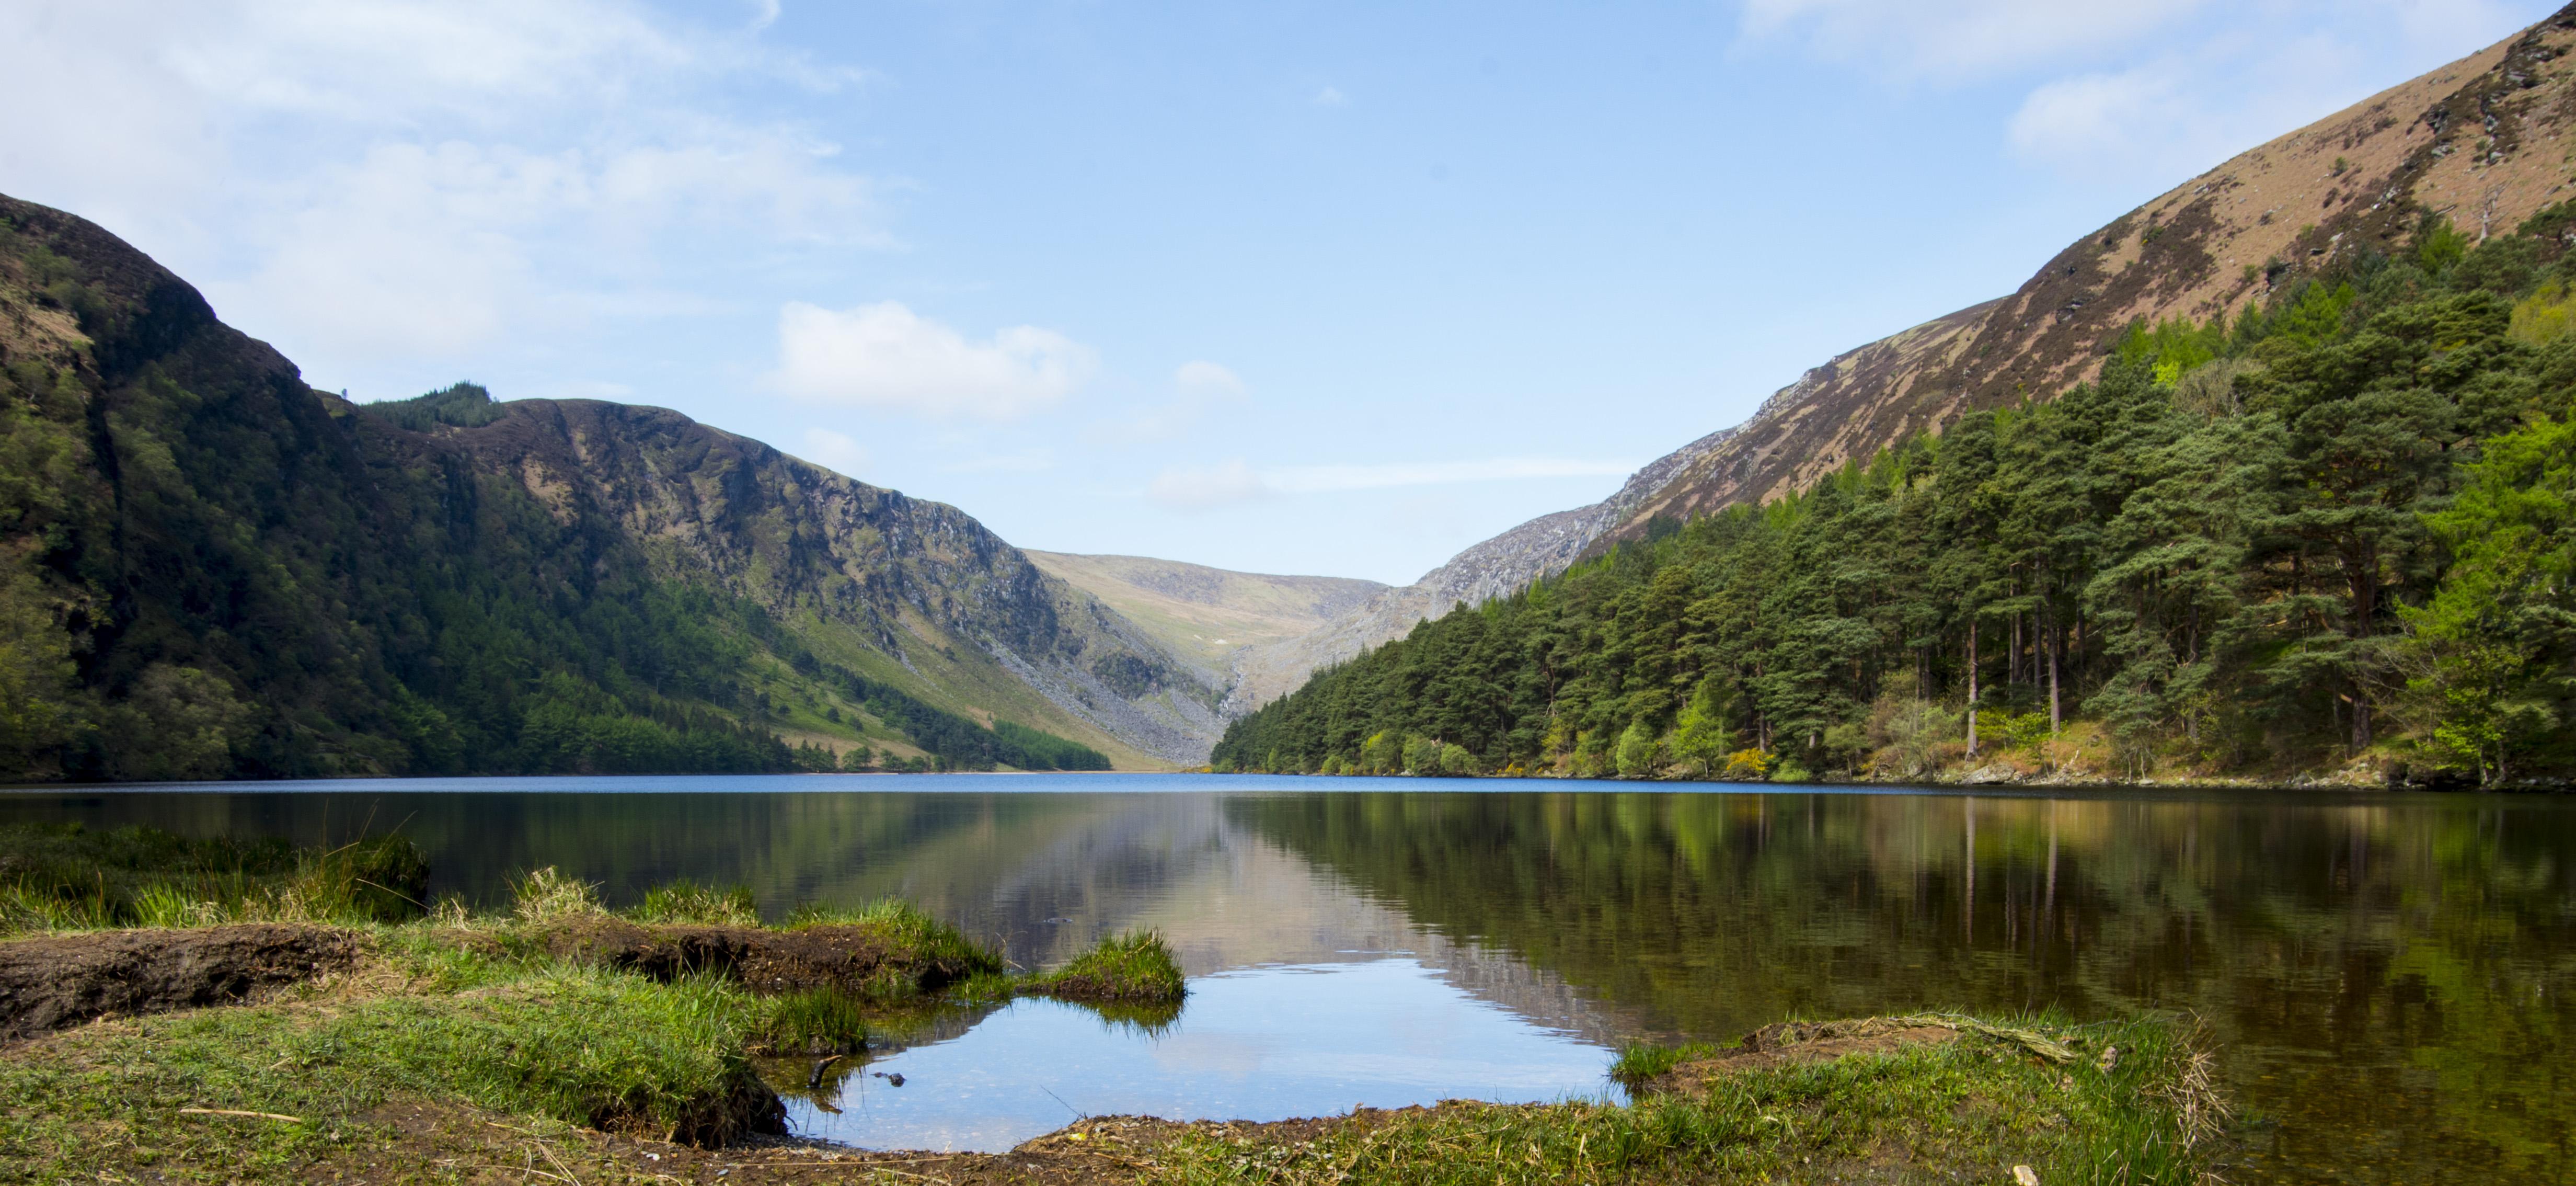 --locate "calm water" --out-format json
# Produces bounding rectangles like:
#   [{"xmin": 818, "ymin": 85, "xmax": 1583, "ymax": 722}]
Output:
[{"xmin": 3, "ymin": 774, "xmax": 2570, "ymax": 1182}]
